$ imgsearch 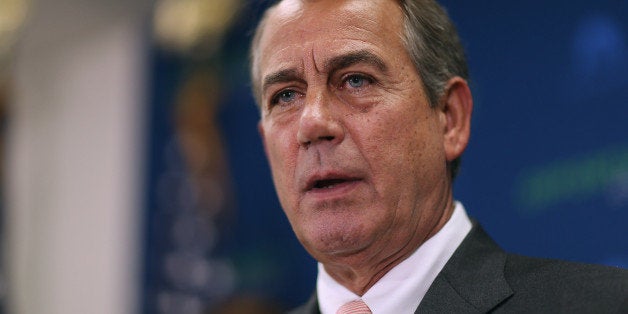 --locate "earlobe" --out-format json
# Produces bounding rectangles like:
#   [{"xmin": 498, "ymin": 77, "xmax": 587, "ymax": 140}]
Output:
[{"xmin": 440, "ymin": 77, "xmax": 473, "ymax": 162}]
